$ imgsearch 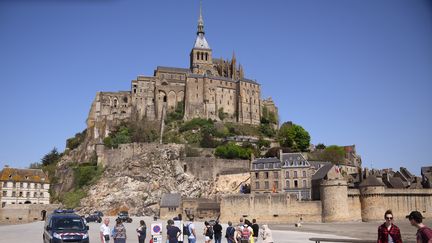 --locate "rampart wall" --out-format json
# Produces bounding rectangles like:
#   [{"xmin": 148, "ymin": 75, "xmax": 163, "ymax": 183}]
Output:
[
  {"xmin": 220, "ymin": 194, "xmax": 322, "ymax": 224},
  {"xmin": 0, "ymin": 204, "xmax": 59, "ymax": 224}
]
